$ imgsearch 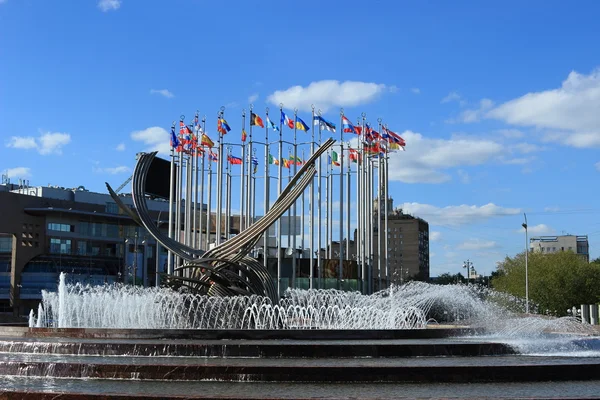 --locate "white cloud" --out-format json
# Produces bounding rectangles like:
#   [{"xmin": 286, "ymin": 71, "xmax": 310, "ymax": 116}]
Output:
[
  {"xmin": 455, "ymin": 98, "xmax": 494, "ymax": 123},
  {"xmin": 457, "ymin": 239, "xmax": 498, "ymax": 250},
  {"xmin": 93, "ymin": 165, "xmax": 130, "ymax": 174},
  {"xmin": 400, "ymin": 202, "xmax": 521, "ymax": 226},
  {"xmin": 38, "ymin": 132, "xmax": 71, "ymax": 155},
  {"xmin": 130, "ymin": 126, "xmax": 170, "ymax": 155},
  {"xmin": 517, "ymin": 223, "xmax": 555, "ymax": 235},
  {"xmin": 248, "ymin": 93, "xmax": 259, "ymax": 103},
  {"xmin": 6, "ymin": 136, "xmax": 36, "ymax": 150},
  {"xmin": 6, "ymin": 132, "xmax": 71, "ymax": 155},
  {"xmin": 441, "ymin": 91, "xmax": 462, "ymax": 104},
  {"xmin": 497, "ymin": 129, "xmax": 524, "ymax": 139},
  {"xmin": 98, "ymin": 0, "xmax": 120, "ymax": 12},
  {"xmin": 386, "ymin": 130, "xmax": 504, "ymax": 183},
  {"xmin": 487, "ymin": 68, "xmax": 600, "ymax": 148},
  {"xmin": 150, "ymin": 89, "xmax": 174, "ymax": 99},
  {"xmin": 430, "ymin": 231, "xmax": 442, "ymax": 242},
  {"xmin": 116, "ymin": 142, "xmax": 126, "ymax": 151},
  {"xmin": 410, "ymin": 88, "xmax": 421, "ymax": 95},
  {"xmin": 511, "ymin": 142, "xmax": 544, "ymax": 154},
  {"xmin": 267, "ymin": 80, "xmax": 387, "ymax": 112},
  {"xmin": 388, "ymin": 85, "xmax": 399, "ymax": 93},
  {"xmin": 544, "ymin": 206, "xmax": 560, "ymax": 212},
  {"xmin": 501, "ymin": 156, "xmax": 536, "ymax": 165},
  {"xmin": 5, "ymin": 167, "xmax": 31, "ymax": 179},
  {"xmin": 457, "ymin": 169, "xmax": 470, "ymax": 184}
]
